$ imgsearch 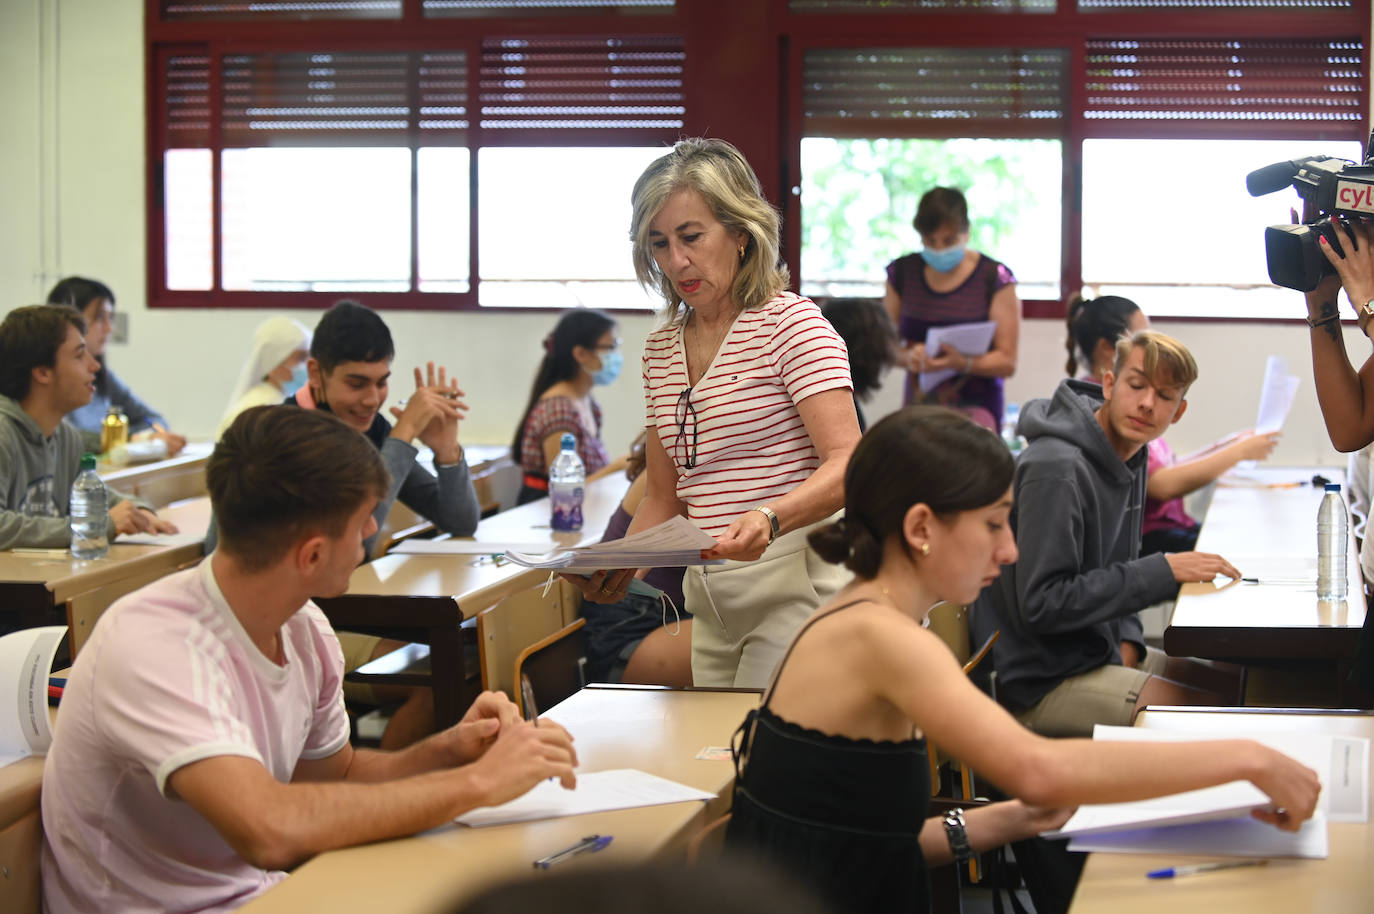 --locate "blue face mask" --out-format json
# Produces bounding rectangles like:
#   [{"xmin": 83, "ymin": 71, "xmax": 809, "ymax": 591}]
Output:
[
  {"xmin": 591, "ymin": 349, "xmax": 622, "ymax": 386},
  {"xmin": 281, "ymin": 362, "xmax": 309, "ymax": 398},
  {"xmin": 922, "ymin": 244, "xmax": 966, "ymax": 273}
]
